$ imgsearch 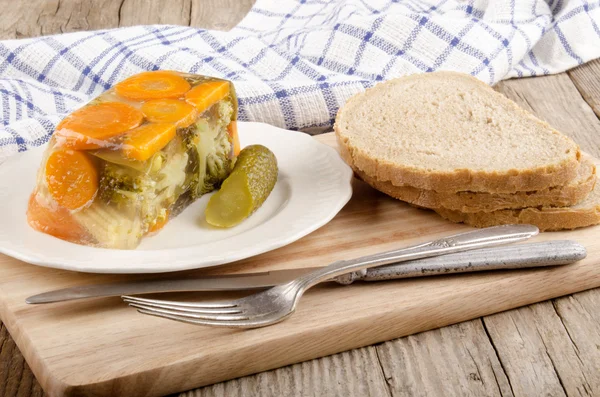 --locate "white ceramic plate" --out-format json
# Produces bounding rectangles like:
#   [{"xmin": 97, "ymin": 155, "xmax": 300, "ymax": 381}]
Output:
[{"xmin": 0, "ymin": 122, "xmax": 353, "ymax": 273}]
